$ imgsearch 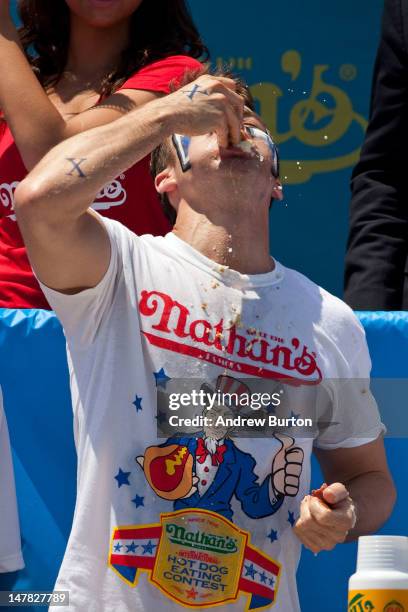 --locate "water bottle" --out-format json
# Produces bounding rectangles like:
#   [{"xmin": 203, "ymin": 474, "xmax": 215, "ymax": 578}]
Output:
[{"xmin": 348, "ymin": 536, "xmax": 408, "ymax": 611}]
